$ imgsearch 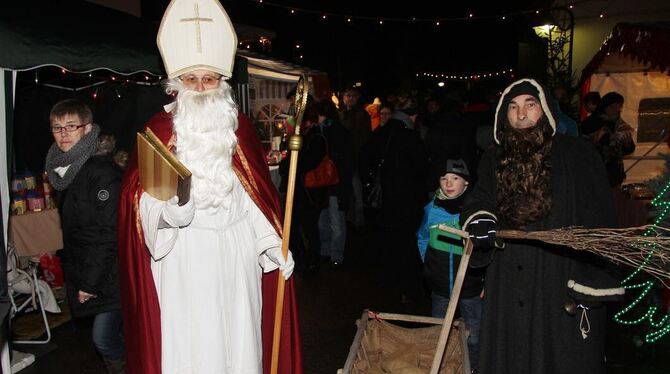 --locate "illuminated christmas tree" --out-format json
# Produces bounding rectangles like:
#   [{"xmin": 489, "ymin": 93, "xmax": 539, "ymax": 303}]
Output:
[{"xmin": 613, "ymin": 162, "xmax": 670, "ymax": 343}]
